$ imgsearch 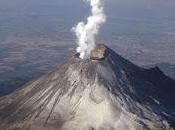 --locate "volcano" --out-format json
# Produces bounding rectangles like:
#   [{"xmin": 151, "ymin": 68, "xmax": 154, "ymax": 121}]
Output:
[{"xmin": 0, "ymin": 44, "xmax": 175, "ymax": 130}]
